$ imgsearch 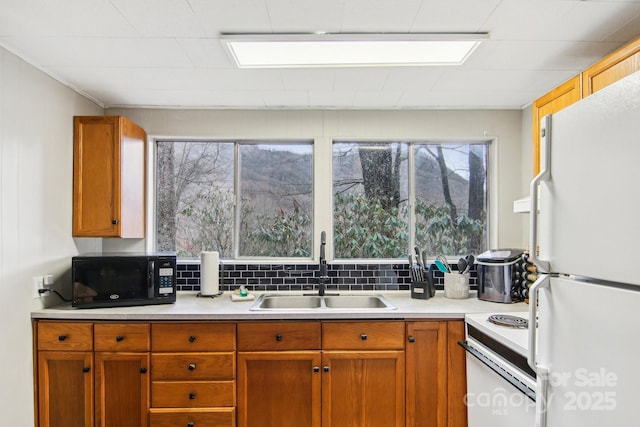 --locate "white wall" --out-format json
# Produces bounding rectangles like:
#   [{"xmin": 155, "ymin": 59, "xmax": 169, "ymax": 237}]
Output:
[
  {"xmin": 0, "ymin": 46, "xmax": 102, "ymax": 426},
  {"xmin": 107, "ymin": 108, "xmax": 527, "ymax": 252}
]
